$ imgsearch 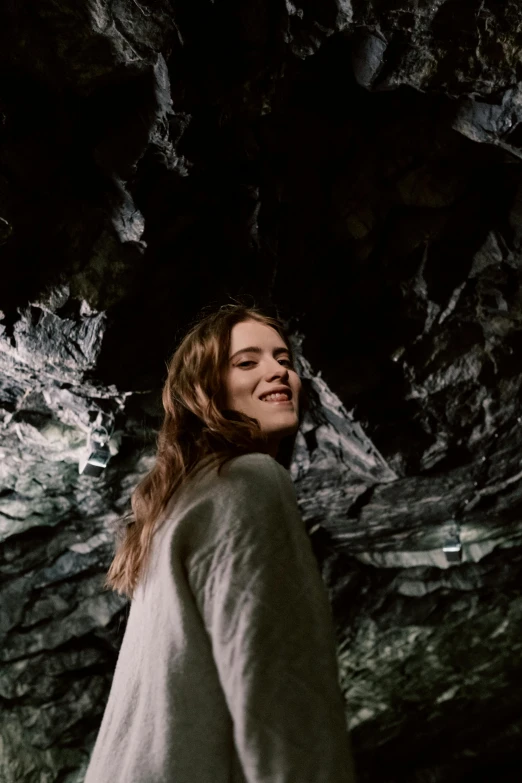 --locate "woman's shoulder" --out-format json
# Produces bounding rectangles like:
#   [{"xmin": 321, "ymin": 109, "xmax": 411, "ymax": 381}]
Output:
[
  {"xmin": 225, "ymin": 451, "xmax": 276, "ymax": 469},
  {"xmin": 217, "ymin": 452, "xmax": 295, "ymax": 500},
  {"xmin": 221, "ymin": 452, "xmax": 288, "ymax": 481},
  {"xmin": 176, "ymin": 452, "xmax": 294, "ymax": 511}
]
